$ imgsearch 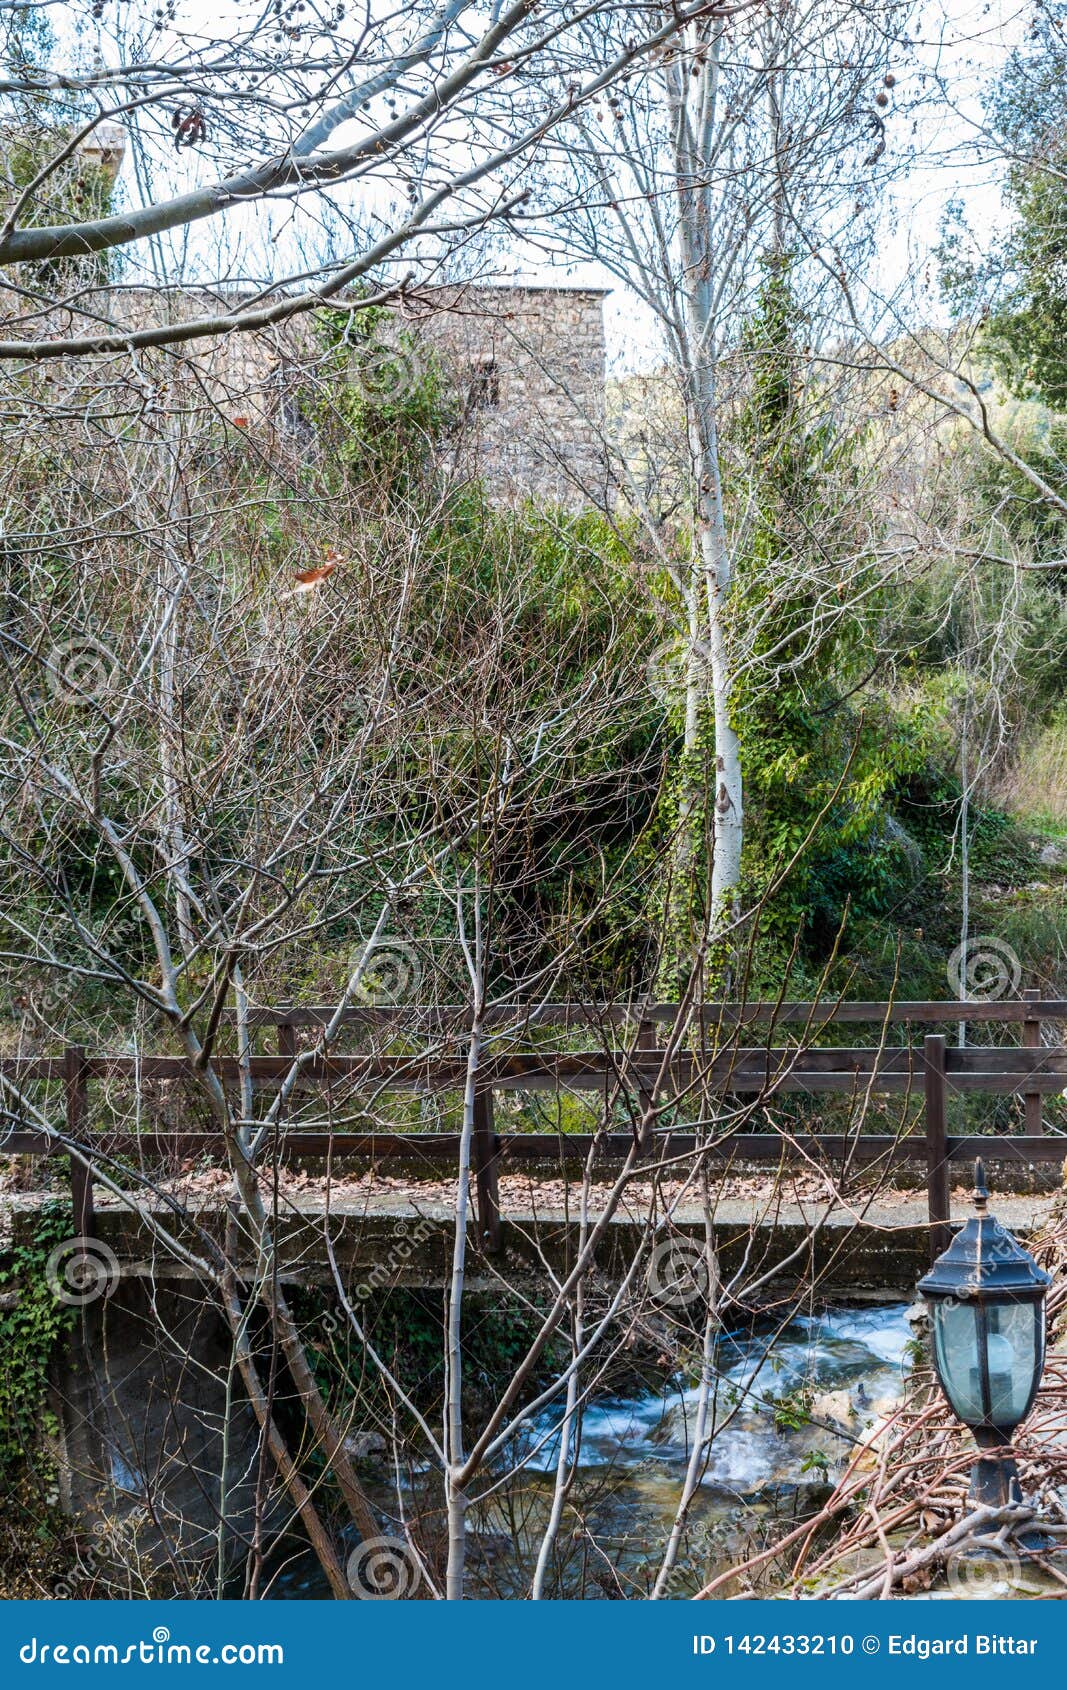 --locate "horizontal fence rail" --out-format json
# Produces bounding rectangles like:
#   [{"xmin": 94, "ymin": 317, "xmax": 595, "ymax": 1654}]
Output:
[
  {"xmin": 235, "ymin": 999, "xmax": 1067, "ymax": 1027},
  {"xmin": 6, "ymin": 1130, "xmax": 1064, "ymax": 1166},
  {"xmin": 4, "ymin": 1045, "xmax": 1067, "ymax": 1091},
  {"xmin": 3, "ymin": 1001, "xmax": 1065, "ymax": 1262}
]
